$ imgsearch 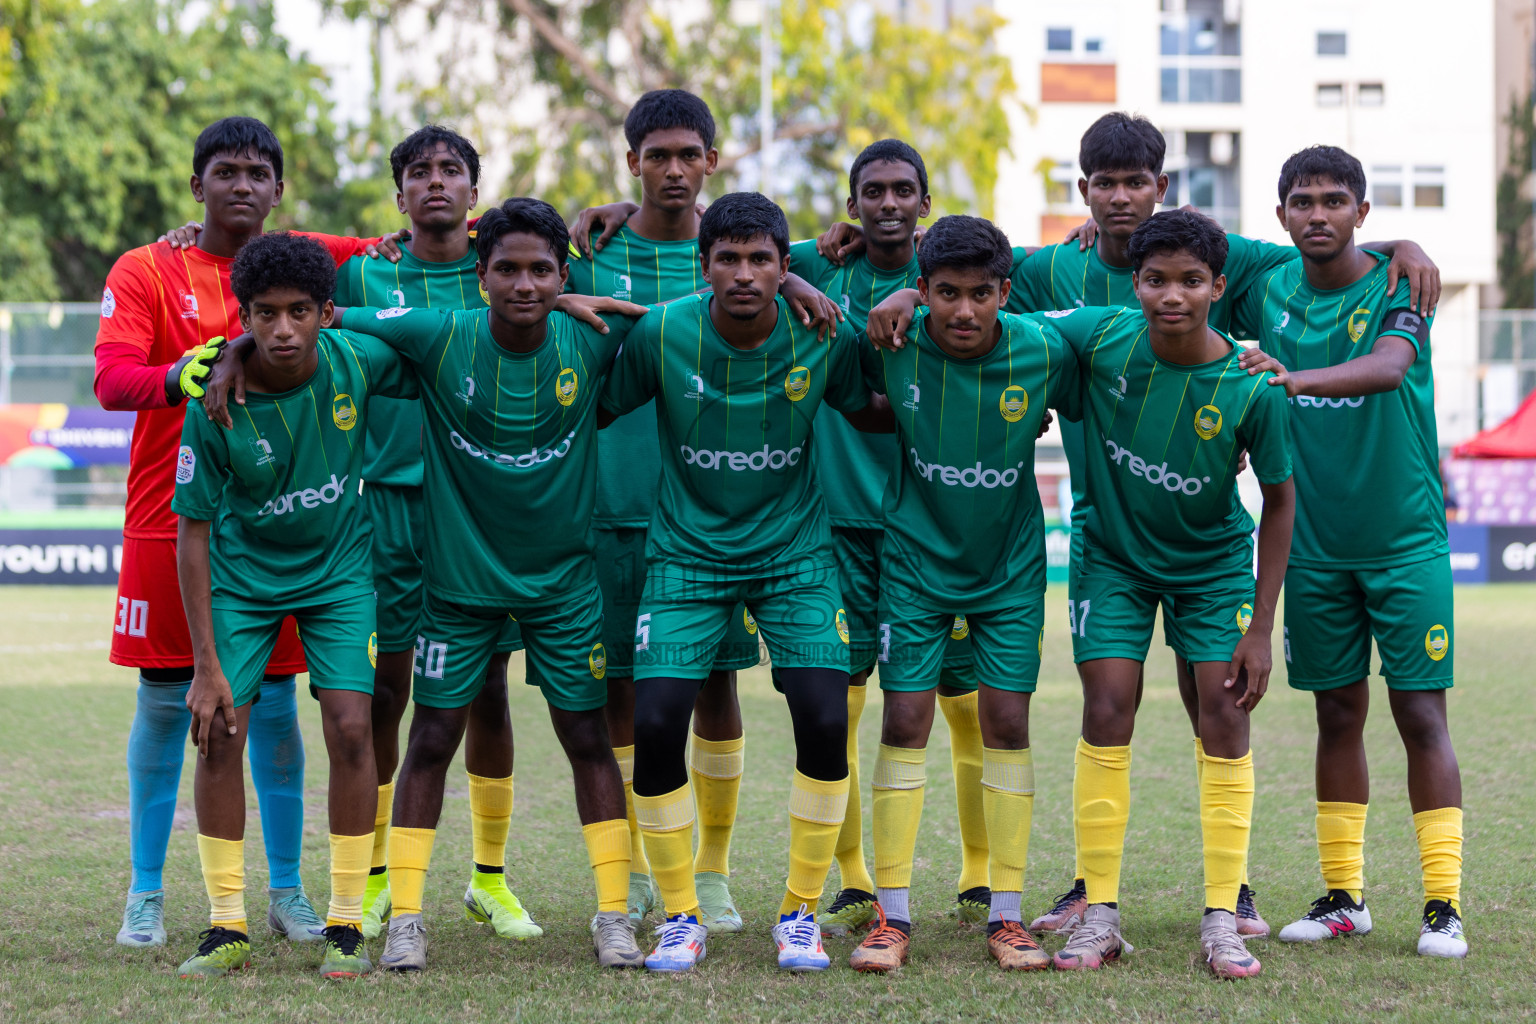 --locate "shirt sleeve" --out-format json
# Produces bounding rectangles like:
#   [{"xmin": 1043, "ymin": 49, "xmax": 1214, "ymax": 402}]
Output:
[
  {"xmin": 1222, "ymin": 234, "xmax": 1298, "ymax": 312},
  {"xmin": 1375, "ymin": 285, "xmax": 1433, "ymax": 357},
  {"xmin": 821, "ymin": 320, "xmax": 872, "ymax": 415},
  {"xmin": 569, "ymin": 310, "xmax": 640, "ymax": 374},
  {"xmin": 1236, "ymin": 379, "xmax": 1294, "ymax": 486},
  {"xmin": 94, "ymin": 252, "xmax": 179, "ymax": 411},
  {"xmin": 600, "ymin": 309, "xmax": 661, "ymax": 415},
  {"xmin": 299, "ymin": 232, "xmax": 385, "ymax": 267},
  {"xmin": 339, "ymin": 305, "xmax": 453, "ymax": 364},
  {"xmin": 340, "ymin": 331, "xmax": 418, "ymax": 401},
  {"xmin": 565, "ymin": 245, "xmax": 596, "ymax": 296},
  {"xmin": 1005, "ymin": 246, "xmax": 1046, "ymax": 314},
  {"xmin": 1226, "ymin": 268, "xmax": 1269, "ymax": 341},
  {"xmin": 169, "ymin": 404, "xmax": 230, "ymax": 520},
  {"xmin": 1024, "ymin": 306, "xmax": 1108, "ymax": 359},
  {"xmin": 1040, "ymin": 321, "xmax": 1082, "ymax": 418},
  {"xmin": 854, "ymin": 333, "xmax": 886, "ymax": 394},
  {"xmin": 331, "ymin": 255, "xmax": 364, "ymax": 306},
  {"xmin": 788, "ymin": 239, "xmax": 836, "ymax": 292}
]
